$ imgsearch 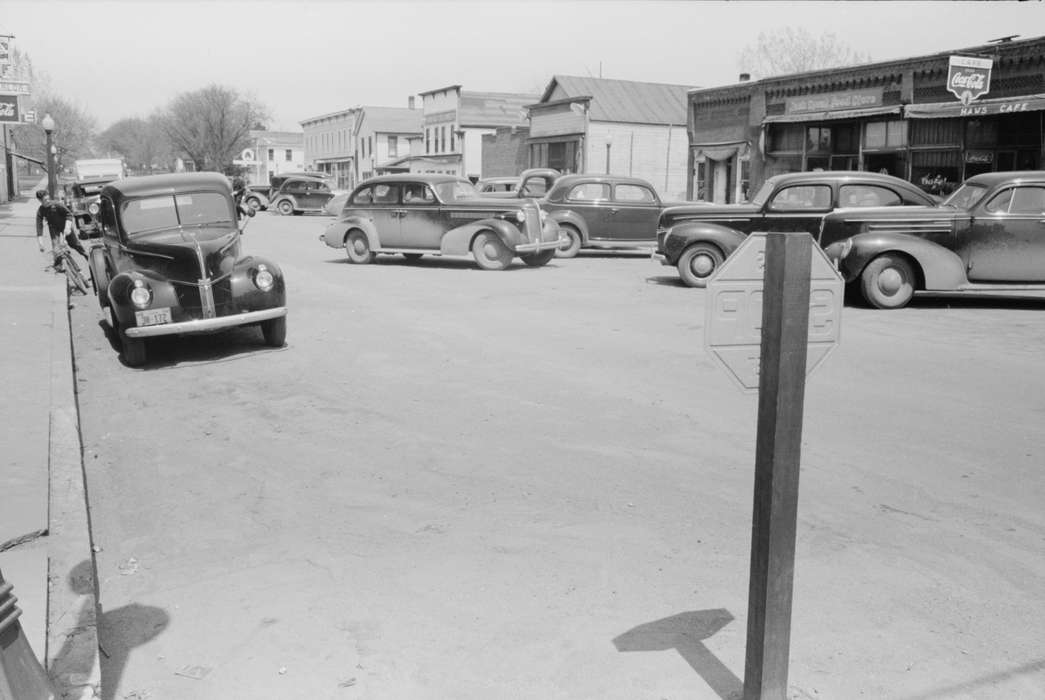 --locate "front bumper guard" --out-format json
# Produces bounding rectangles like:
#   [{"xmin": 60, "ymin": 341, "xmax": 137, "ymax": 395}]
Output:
[
  {"xmin": 124, "ymin": 307, "xmax": 287, "ymax": 339},
  {"xmin": 515, "ymin": 236, "xmax": 568, "ymax": 254}
]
